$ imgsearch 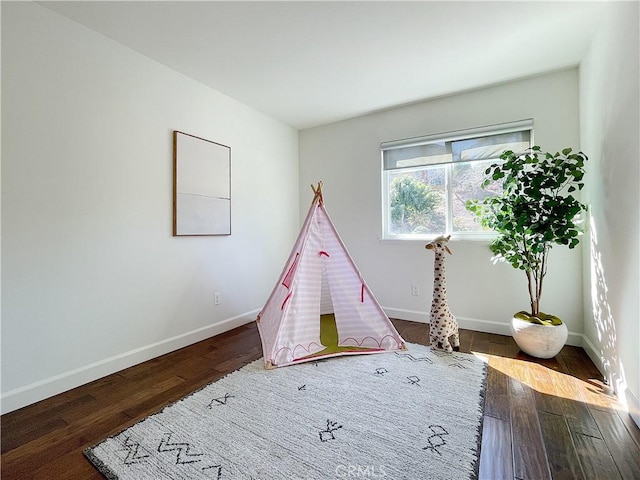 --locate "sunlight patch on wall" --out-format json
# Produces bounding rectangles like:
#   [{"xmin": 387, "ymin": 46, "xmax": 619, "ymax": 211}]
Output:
[{"xmin": 589, "ymin": 214, "xmax": 627, "ymax": 405}]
